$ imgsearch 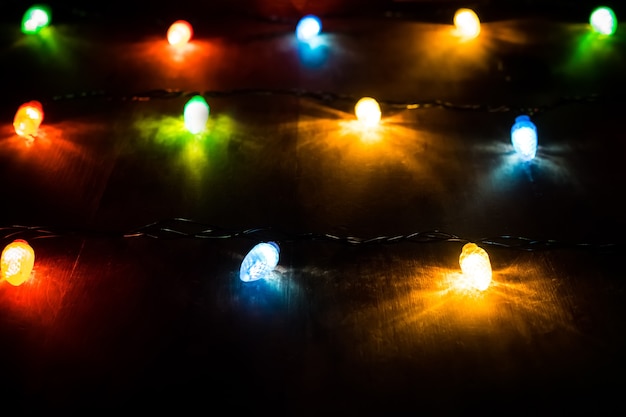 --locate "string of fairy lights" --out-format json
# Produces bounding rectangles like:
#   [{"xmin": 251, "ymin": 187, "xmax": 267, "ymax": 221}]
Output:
[
  {"xmin": 2, "ymin": 5, "xmax": 623, "ymax": 290},
  {"xmin": 16, "ymin": 86, "xmax": 621, "ymax": 160},
  {"xmin": 1, "ymin": 219, "xmax": 623, "ymax": 289},
  {"xmin": 12, "ymin": 3, "xmax": 621, "ymax": 147}
]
